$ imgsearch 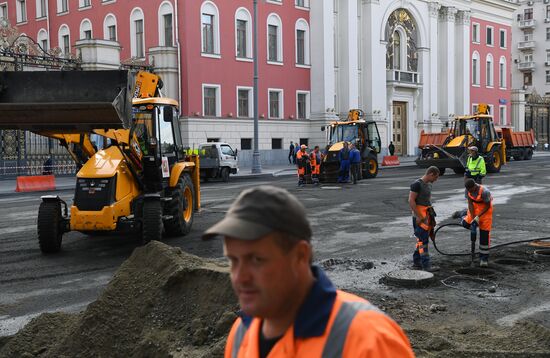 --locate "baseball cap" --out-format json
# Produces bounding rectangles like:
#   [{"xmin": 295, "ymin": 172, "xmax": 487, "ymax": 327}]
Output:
[
  {"xmin": 468, "ymin": 146, "xmax": 478, "ymax": 152},
  {"xmin": 202, "ymin": 186, "xmax": 312, "ymax": 241},
  {"xmin": 300, "ymin": 144, "xmax": 307, "ymax": 149}
]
